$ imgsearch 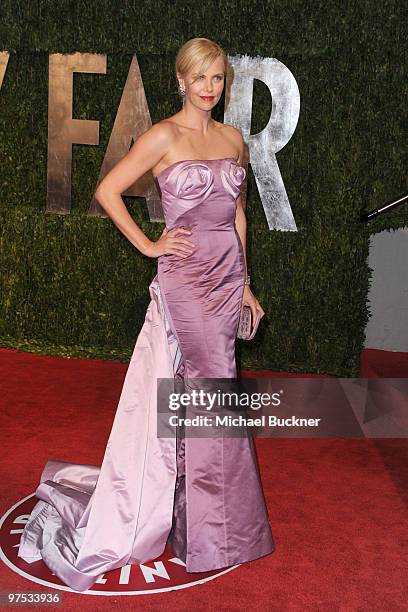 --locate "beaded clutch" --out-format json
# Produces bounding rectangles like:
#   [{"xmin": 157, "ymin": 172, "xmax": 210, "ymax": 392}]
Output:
[{"xmin": 237, "ymin": 304, "xmax": 265, "ymax": 340}]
